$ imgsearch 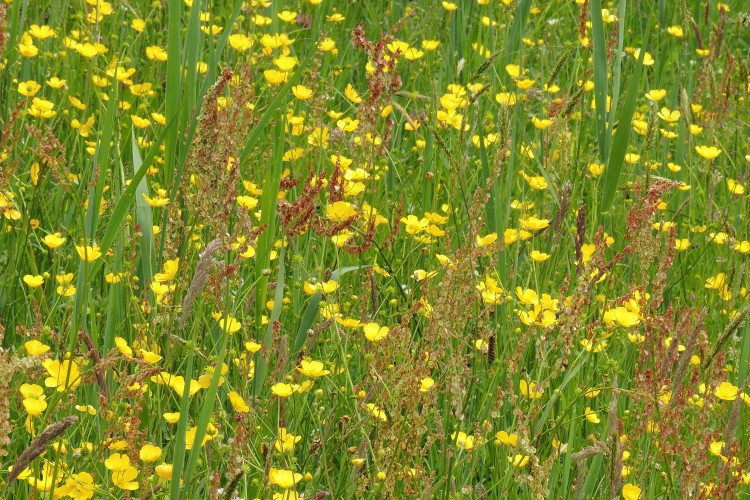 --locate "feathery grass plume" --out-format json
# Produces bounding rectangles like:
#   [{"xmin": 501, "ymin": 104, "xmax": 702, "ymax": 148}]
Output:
[
  {"xmin": 221, "ymin": 471, "xmax": 245, "ymax": 500},
  {"xmin": 0, "ymin": 4, "xmax": 6, "ymax": 54},
  {"xmin": 0, "ymin": 323, "xmax": 11, "ymax": 457},
  {"xmin": 468, "ymin": 50, "xmax": 501, "ymax": 83},
  {"xmin": 722, "ymin": 380, "xmax": 745, "ymax": 458},
  {"xmin": 552, "ymin": 181, "xmax": 573, "ymax": 248},
  {"xmin": 8, "ymin": 416, "xmax": 77, "ymax": 484},
  {"xmin": 702, "ymin": 303, "xmax": 750, "ymax": 371},
  {"xmin": 179, "ymin": 238, "xmax": 223, "ymax": 330},
  {"xmin": 545, "ymin": 50, "xmax": 571, "ymax": 89},
  {"xmin": 562, "ymin": 85, "xmax": 586, "ymax": 117},
  {"xmin": 574, "ymin": 202, "xmax": 587, "ymax": 275},
  {"xmin": 571, "ymin": 441, "xmax": 607, "ymax": 500}
]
